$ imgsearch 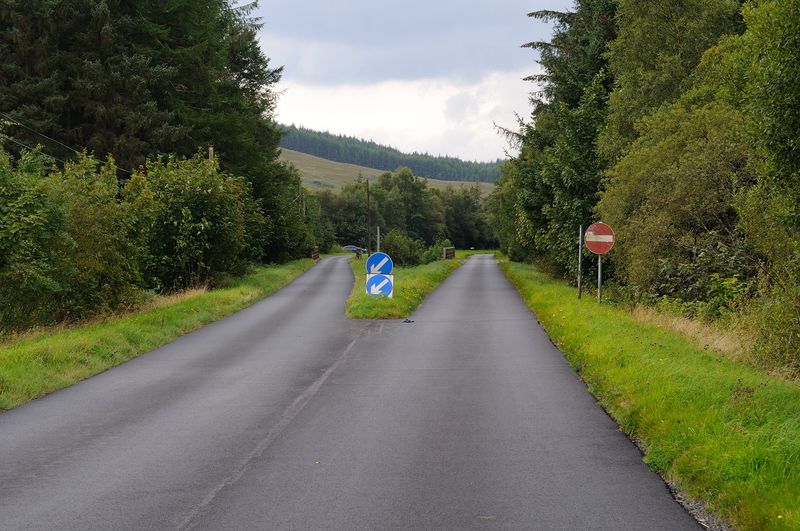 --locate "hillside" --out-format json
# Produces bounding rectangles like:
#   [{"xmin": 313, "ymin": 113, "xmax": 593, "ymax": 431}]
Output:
[
  {"xmin": 280, "ymin": 124, "xmax": 503, "ymax": 183},
  {"xmin": 280, "ymin": 149, "xmax": 495, "ymax": 195}
]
